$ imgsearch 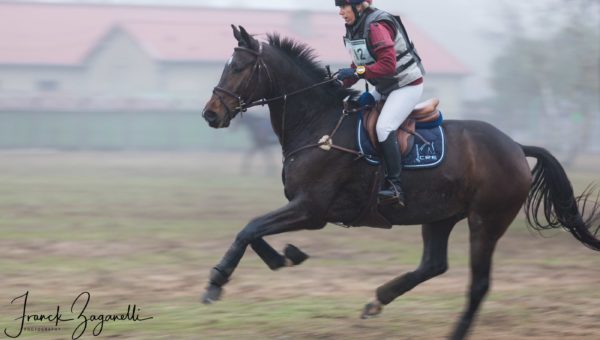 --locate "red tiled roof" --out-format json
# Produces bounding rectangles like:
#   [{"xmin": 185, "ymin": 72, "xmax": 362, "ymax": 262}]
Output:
[{"xmin": 0, "ymin": 2, "xmax": 468, "ymax": 74}]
